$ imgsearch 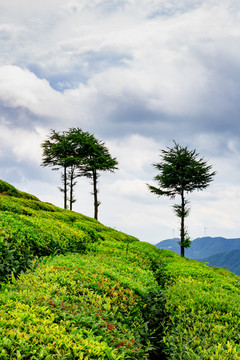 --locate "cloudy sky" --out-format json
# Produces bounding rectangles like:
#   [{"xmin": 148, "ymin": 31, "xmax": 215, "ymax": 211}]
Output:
[{"xmin": 1, "ymin": 0, "xmax": 240, "ymax": 245}]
